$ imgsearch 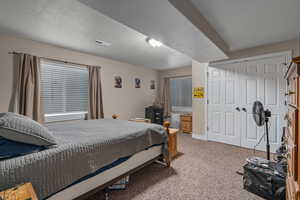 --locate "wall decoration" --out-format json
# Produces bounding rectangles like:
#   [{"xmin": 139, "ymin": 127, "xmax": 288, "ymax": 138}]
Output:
[
  {"xmin": 150, "ymin": 80, "xmax": 155, "ymax": 90},
  {"xmin": 114, "ymin": 76, "xmax": 122, "ymax": 88},
  {"xmin": 193, "ymin": 87, "xmax": 204, "ymax": 98},
  {"xmin": 135, "ymin": 78, "xmax": 141, "ymax": 88}
]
